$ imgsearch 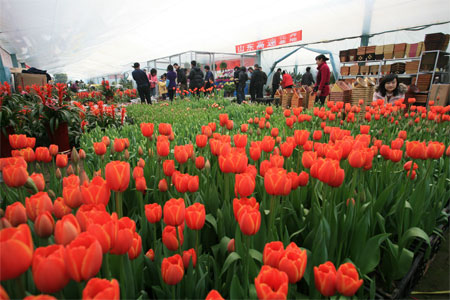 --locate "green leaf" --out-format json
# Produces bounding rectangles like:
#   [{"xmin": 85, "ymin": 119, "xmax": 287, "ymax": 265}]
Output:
[
  {"xmin": 220, "ymin": 252, "xmax": 241, "ymax": 278},
  {"xmin": 230, "ymin": 274, "xmax": 244, "ymax": 300},
  {"xmin": 355, "ymin": 233, "xmax": 390, "ymax": 275},
  {"xmin": 249, "ymin": 249, "xmax": 263, "ymax": 264},
  {"xmin": 399, "ymin": 227, "xmax": 430, "ymax": 250},
  {"xmin": 205, "ymin": 214, "xmax": 217, "ymax": 234}
]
